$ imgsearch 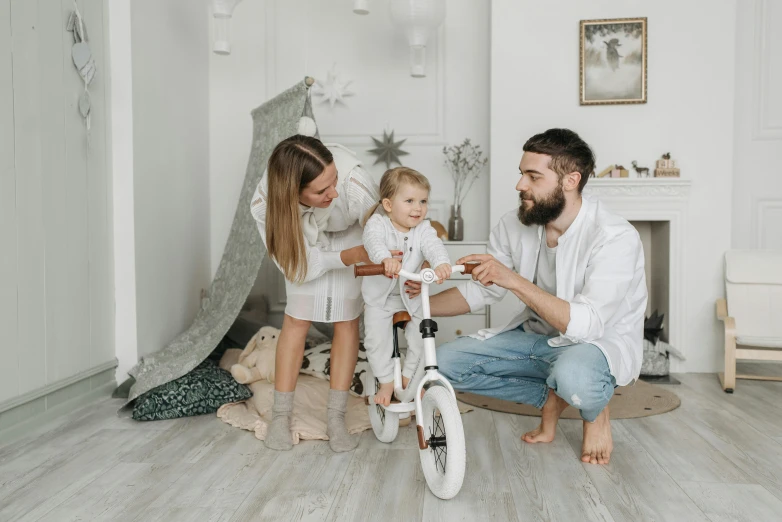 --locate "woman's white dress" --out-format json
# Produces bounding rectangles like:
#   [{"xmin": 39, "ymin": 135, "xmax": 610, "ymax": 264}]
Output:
[{"xmin": 250, "ymin": 144, "xmax": 379, "ymax": 322}]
